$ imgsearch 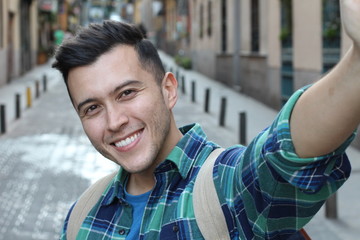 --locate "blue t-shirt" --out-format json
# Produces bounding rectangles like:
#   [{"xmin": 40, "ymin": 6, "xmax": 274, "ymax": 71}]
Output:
[{"xmin": 124, "ymin": 189, "xmax": 151, "ymax": 240}]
